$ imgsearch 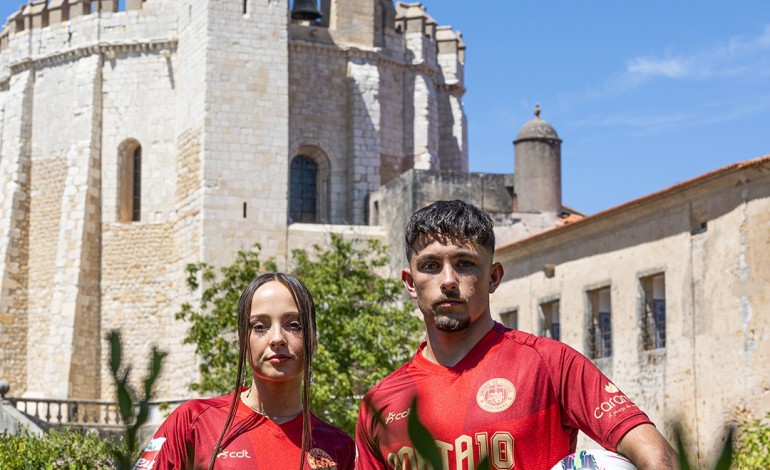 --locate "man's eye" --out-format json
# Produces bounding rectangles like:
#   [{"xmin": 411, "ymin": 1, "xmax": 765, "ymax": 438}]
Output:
[
  {"xmin": 422, "ymin": 262, "xmax": 439, "ymax": 271},
  {"xmin": 458, "ymin": 260, "xmax": 474, "ymax": 268}
]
